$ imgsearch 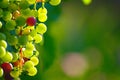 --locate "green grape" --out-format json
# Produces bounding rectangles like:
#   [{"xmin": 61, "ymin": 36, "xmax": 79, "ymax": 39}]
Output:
[
  {"xmin": 30, "ymin": 56, "xmax": 39, "ymax": 66},
  {"xmin": 16, "ymin": 16, "xmax": 26, "ymax": 26},
  {"xmin": 0, "ymin": 0, "xmax": 9, "ymax": 8},
  {"xmin": 0, "ymin": 21, "xmax": 2, "ymax": 29},
  {"xmin": 0, "ymin": 8, "xmax": 3, "ymax": 18},
  {"xmin": 38, "ymin": 7, "xmax": 47, "ymax": 14},
  {"xmin": 82, "ymin": 0, "xmax": 92, "ymax": 5},
  {"xmin": 12, "ymin": 52, "xmax": 19, "ymax": 62},
  {"xmin": 23, "ymin": 61, "xmax": 34, "ymax": 70},
  {"xmin": 0, "ymin": 33, "xmax": 6, "ymax": 40},
  {"xmin": 26, "ymin": 42, "xmax": 34, "ymax": 51},
  {"xmin": 0, "ymin": 67, "xmax": 3, "ymax": 77},
  {"xmin": 27, "ymin": 67, "xmax": 37, "ymax": 76},
  {"xmin": 36, "ymin": 23, "xmax": 47, "ymax": 34},
  {"xmin": 0, "ymin": 40, "xmax": 7, "ymax": 48},
  {"xmin": 23, "ymin": 49, "xmax": 33, "ymax": 58},
  {"xmin": 49, "ymin": 0, "xmax": 61, "ymax": 6},
  {"xmin": 26, "ymin": 0, "xmax": 36, "ymax": 4},
  {"xmin": 31, "ymin": 10, "xmax": 38, "ymax": 17},
  {"xmin": 28, "ymin": 35, "xmax": 33, "ymax": 41},
  {"xmin": 21, "ymin": 8, "xmax": 32, "ymax": 18},
  {"xmin": 10, "ymin": 70, "xmax": 20, "ymax": 78},
  {"xmin": 18, "ymin": 35, "xmax": 28, "ymax": 45},
  {"xmin": 5, "ymin": 20, "xmax": 16, "ymax": 30},
  {"xmin": 8, "ymin": 3, "xmax": 18, "ymax": 12},
  {"xmin": 34, "ymin": 34, "xmax": 42, "ymax": 43},
  {"xmin": 34, "ymin": 50, "xmax": 39, "ymax": 57},
  {"xmin": 2, "ymin": 11, "xmax": 12, "ymax": 21},
  {"xmin": 0, "ymin": 46, "xmax": 6, "ymax": 58},
  {"xmin": 19, "ymin": 0, "xmax": 29, "ymax": 9},
  {"xmin": 2, "ymin": 51, "xmax": 13, "ymax": 62},
  {"xmin": 38, "ymin": 13, "xmax": 47, "ymax": 22},
  {"xmin": 7, "ymin": 35, "xmax": 18, "ymax": 46},
  {"xmin": 30, "ymin": 29, "xmax": 37, "ymax": 37}
]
